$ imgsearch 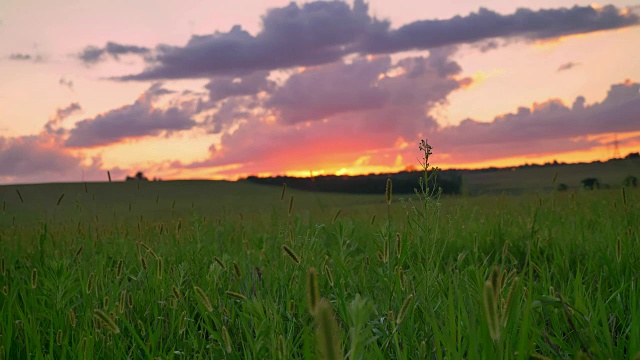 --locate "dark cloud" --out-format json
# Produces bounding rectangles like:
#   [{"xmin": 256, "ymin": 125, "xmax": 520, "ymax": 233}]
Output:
[
  {"xmin": 78, "ymin": 42, "xmax": 150, "ymax": 65},
  {"xmin": 118, "ymin": 0, "xmax": 371, "ymax": 80},
  {"xmin": 434, "ymin": 80, "xmax": 640, "ymax": 162},
  {"xmin": 8, "ymin": 52, "xmax": 44, "ymax": 62},
  {"xmin": 65, "ymin": 84, "xmax": 197, "ymax": 148},
  {"xmin": 9, "ymin": 53, "xmax": 32, "ymax": 61},
  {"xmin": 59, "ymin": 77, "xmax": 74, "ymax": 90},
  {"xmin": 113, "ymin": 2, "xmax": 637, "ymax": 80},
  {"xmin": 362, "ymin": 5, "xmax": 638, "ymax": 53},
  {"xmin": 204, "ymin": 71, "xmax": 276, "ymax": 103},
  {"xmin": 557, "ymin": 61, "xmax": 580, "ymax": 72}
]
